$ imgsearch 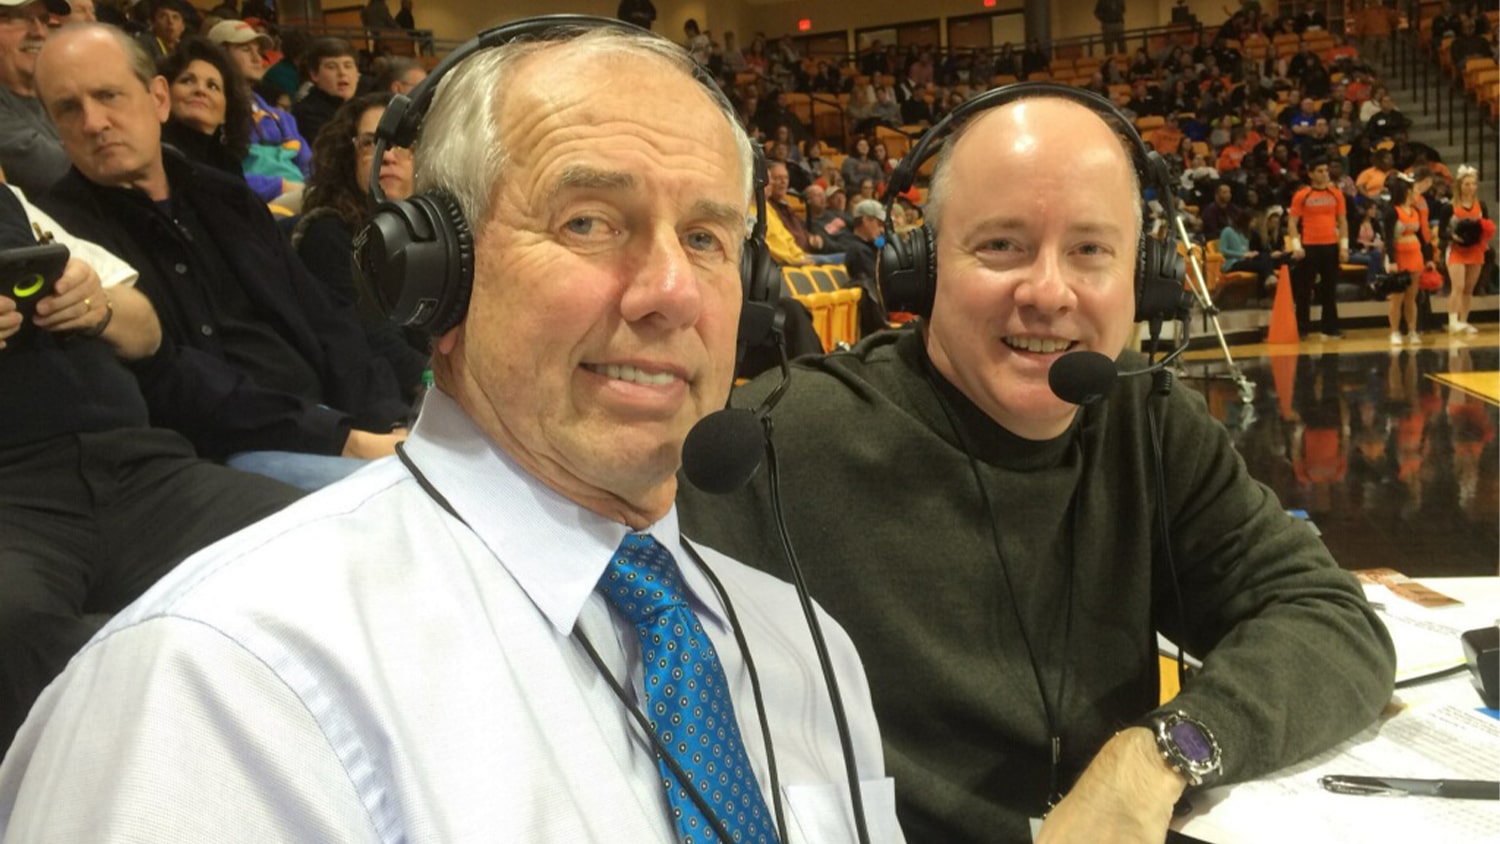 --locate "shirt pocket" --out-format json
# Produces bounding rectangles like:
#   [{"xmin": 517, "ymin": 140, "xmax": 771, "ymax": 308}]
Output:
[{"xmin": 782, "ymin": 776, "xmax": 903, "ymax": 843}]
